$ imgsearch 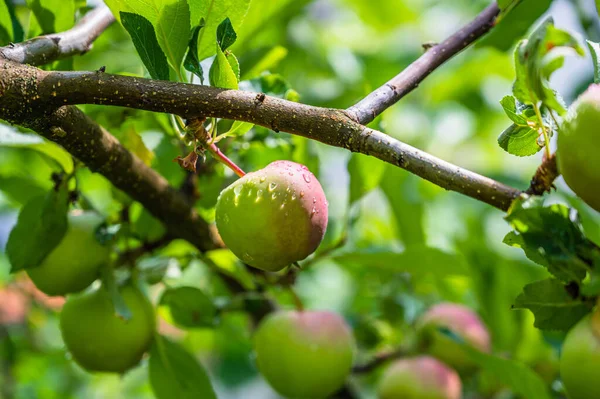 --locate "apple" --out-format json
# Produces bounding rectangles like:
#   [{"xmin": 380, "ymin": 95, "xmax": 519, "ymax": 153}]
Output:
[
  {"xmin": 378, "ymin": 356, "xmax": 462, "ymax": 399},
  {"xmin": 560, "ymin": 312, "xmax": 600, "ymax": 399},
  {"xmin": 558, "ymin": 84, "xmax": 600, "ymax": 212},
  {"xmin": 27, "ymin": 211, "xmax": 110, "ymax": 296},
  {"xmin": 253, "ymin": 310, "xmax": 355, "ymax": 398},
  {"xmin": 60, "ymin": 284, "xmax": 155, "ymax": 373},
  {"xmin": 215, "ymin": 160, "xmax": 328, "ymax": 271},
  {"xmin": 416, "ymin": 303, "xmax": 490, "ymax": 373}
]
